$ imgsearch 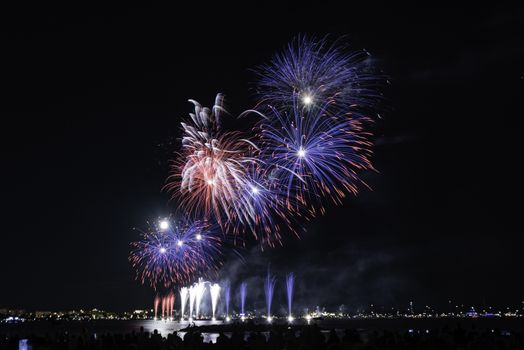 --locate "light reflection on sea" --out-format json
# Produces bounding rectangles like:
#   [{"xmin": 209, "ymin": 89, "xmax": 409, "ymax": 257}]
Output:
[{"xmin": 139, "ymin": 319, "xmax": 222, "ymax": 343}]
